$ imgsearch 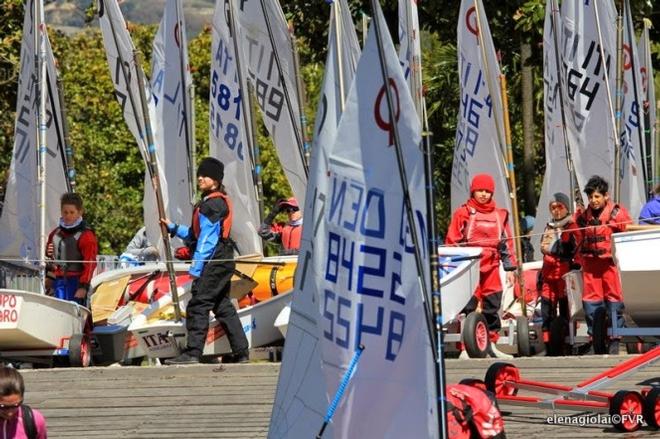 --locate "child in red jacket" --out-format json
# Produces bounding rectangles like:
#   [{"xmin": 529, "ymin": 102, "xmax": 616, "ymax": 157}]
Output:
[
  {"xmin": 446, "ymin": 174, "xmax": 517, "ymax": 358},
  {"xmin": 539, "ymin": 192, "xmax": 576, "ymax": 353},
  {"xmin": 566, "ymin": 175, "xmax": 631, "ymax": 354},
  {"xmin": 45, "ymin": 192, "xmax": 98, "ymax": 305}
]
